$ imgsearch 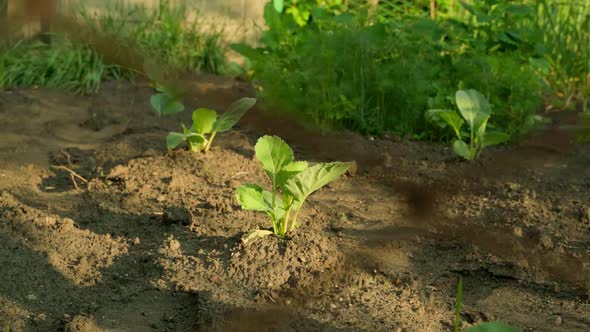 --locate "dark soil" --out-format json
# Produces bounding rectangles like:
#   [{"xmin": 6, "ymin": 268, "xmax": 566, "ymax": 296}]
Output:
[{"xmin": 0, "ymin": 77, "xmax": 589, "ymax": 332}]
